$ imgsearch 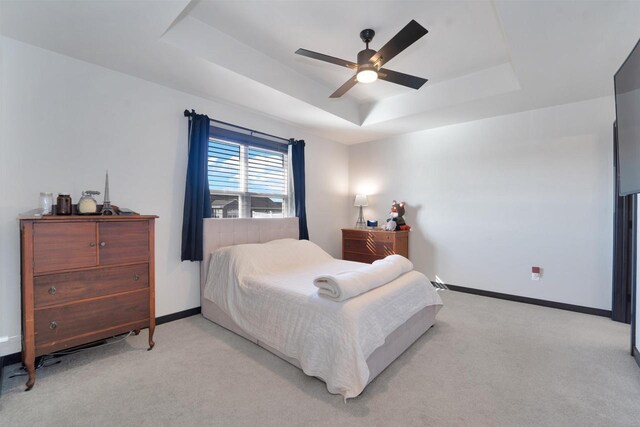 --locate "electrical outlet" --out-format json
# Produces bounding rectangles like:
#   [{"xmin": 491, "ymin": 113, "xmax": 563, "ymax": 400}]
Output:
[{"xmin": 531, "ymin": 266, "xmax": 542, "ymax": 281}]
